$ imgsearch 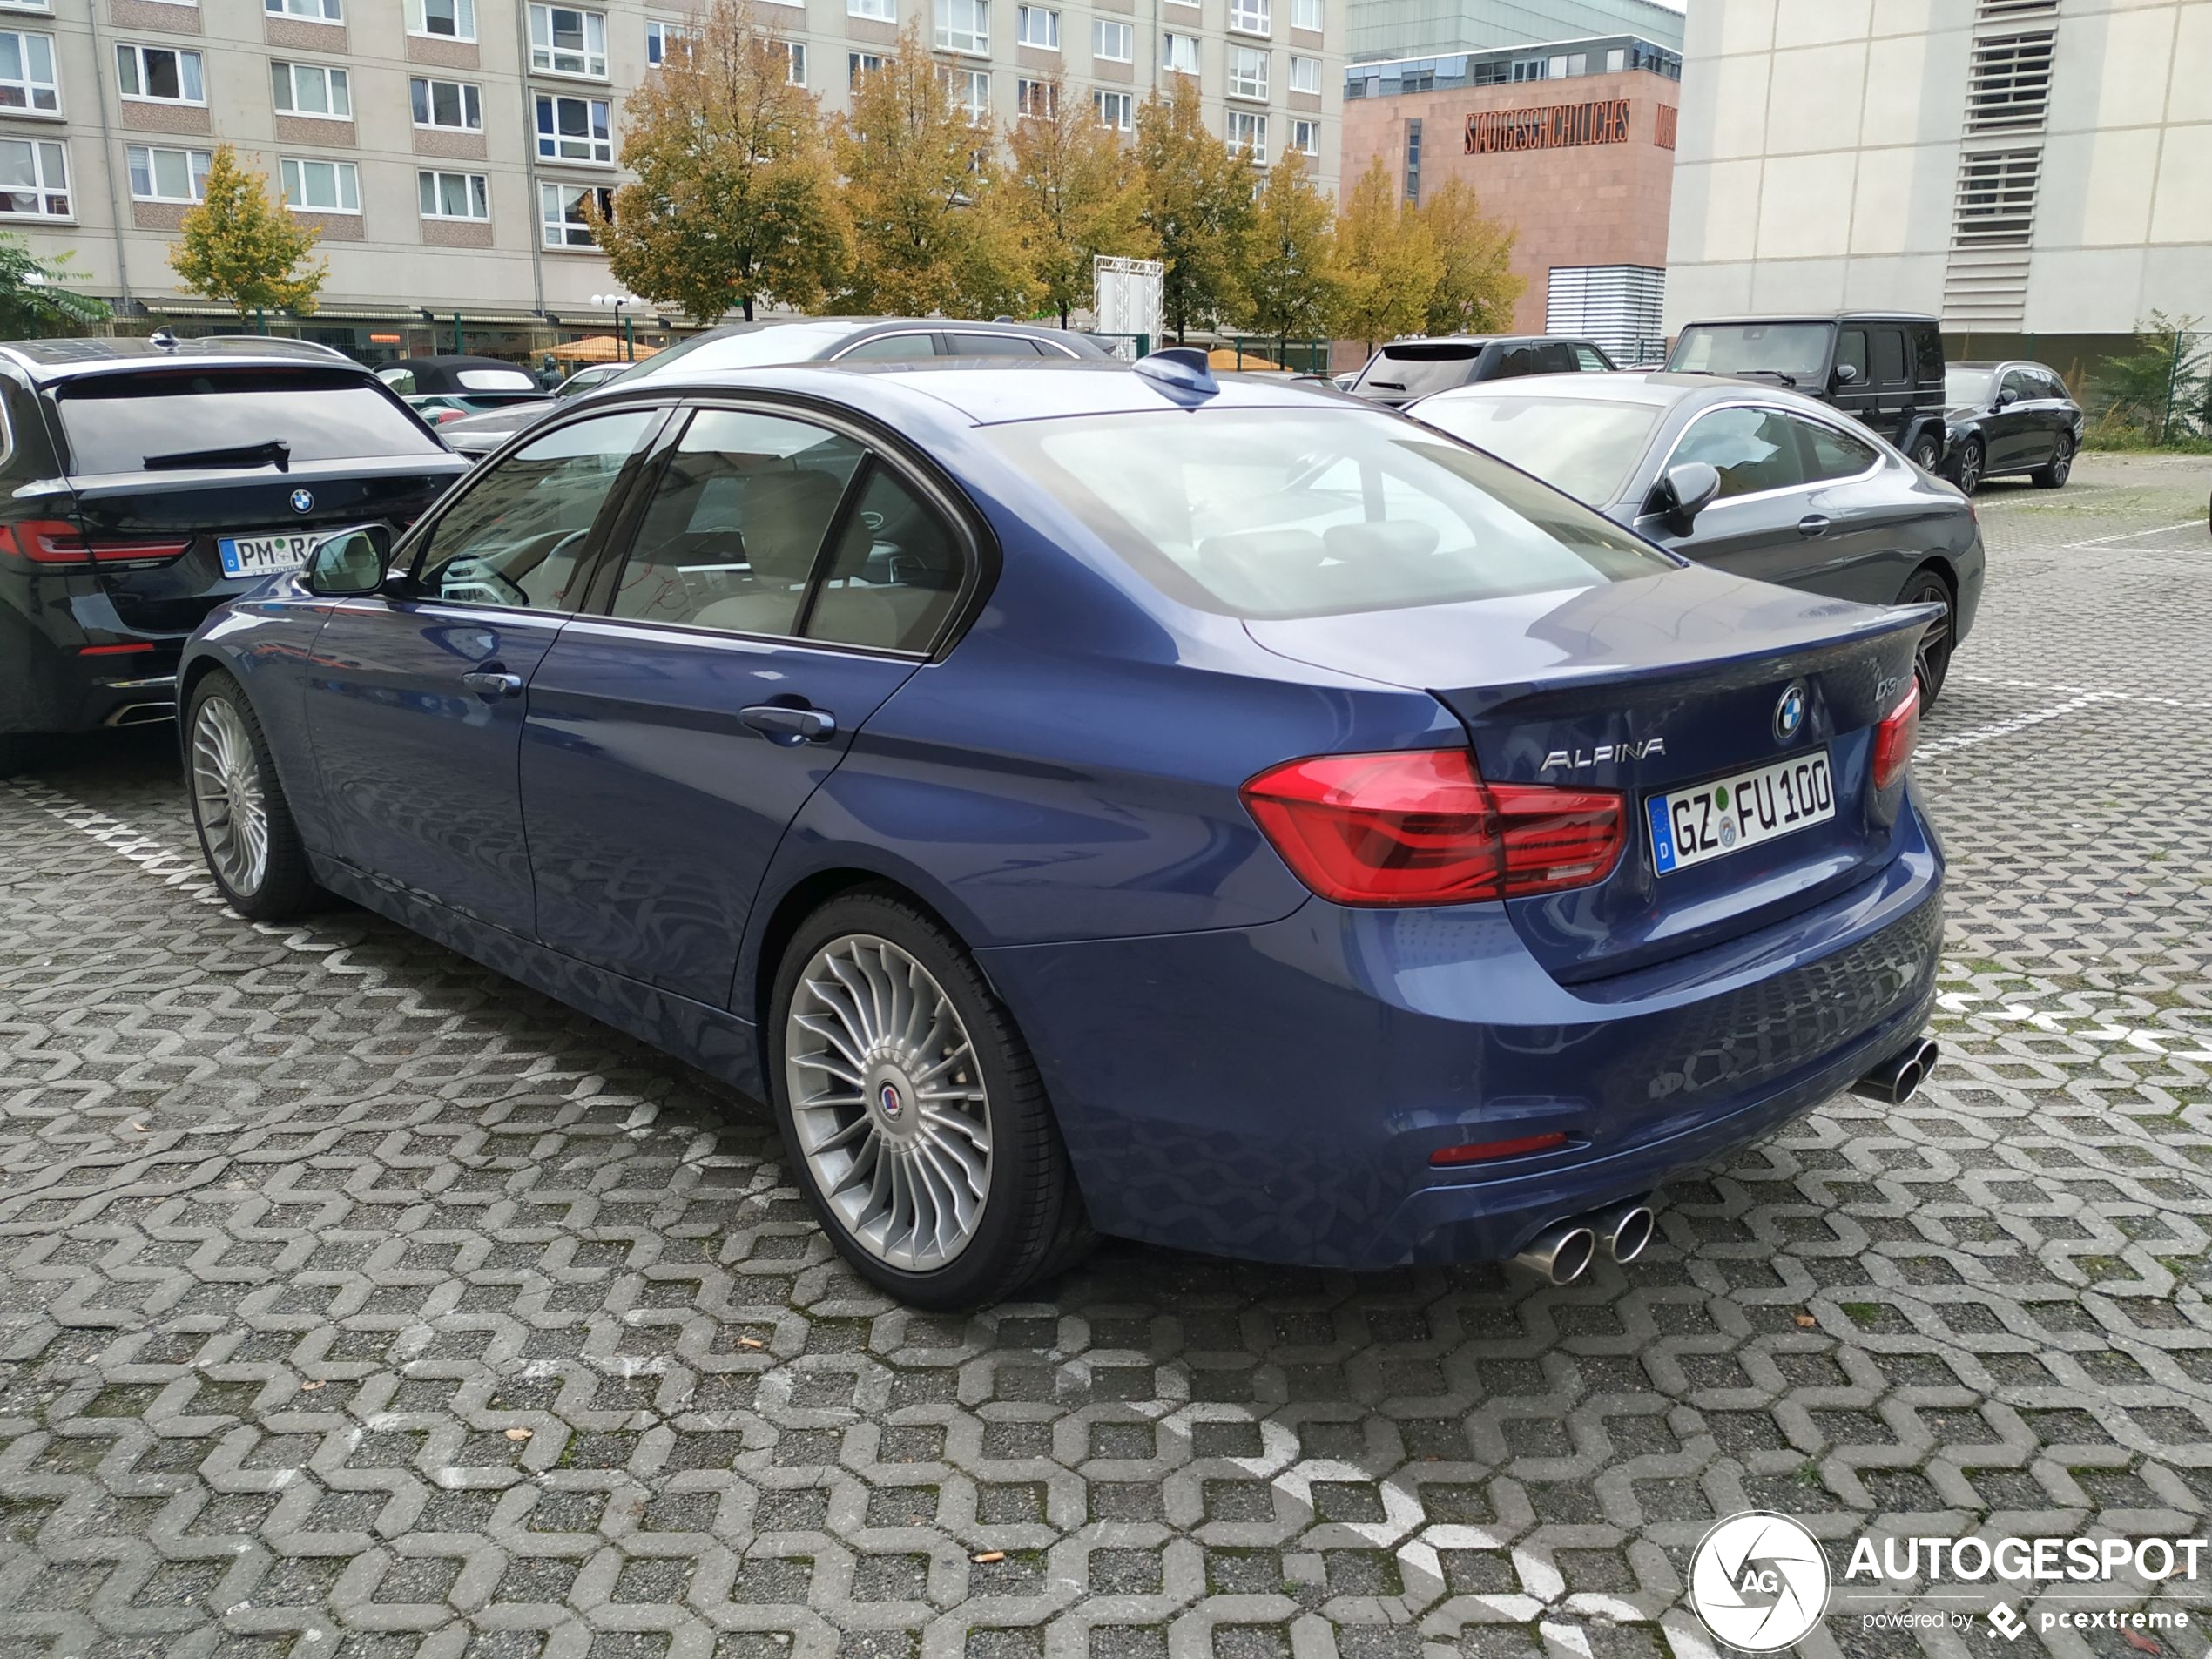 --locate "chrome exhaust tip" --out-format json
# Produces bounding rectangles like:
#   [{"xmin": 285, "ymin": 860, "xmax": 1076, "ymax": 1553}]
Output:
[
  {"xmin": 1600, "ymin": 1203, "xmax": 1656, "ymax": 1264},
  {"xmin": 1512, "ymin": 1221, "xmax": 1596, "ymax": 1285},
  {"xmin": 104, "ymin": 702, "xmax": 177, "ymax": 728},
  {"xmin": 1850, "ymin": 1035, "xmax": 1940, "ymax": 1105}
]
